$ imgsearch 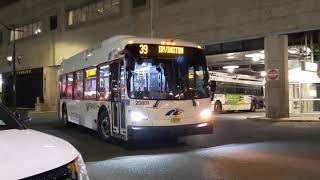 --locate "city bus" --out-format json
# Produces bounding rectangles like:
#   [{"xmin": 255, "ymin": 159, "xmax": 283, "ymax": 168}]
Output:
[
  {"xmin": 59, "ymin": 35, "xmax": 213, "ymax": 142},
  {"xmin": 210, "ymin": 71, "xmax": 264, "ymax": 113}
]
